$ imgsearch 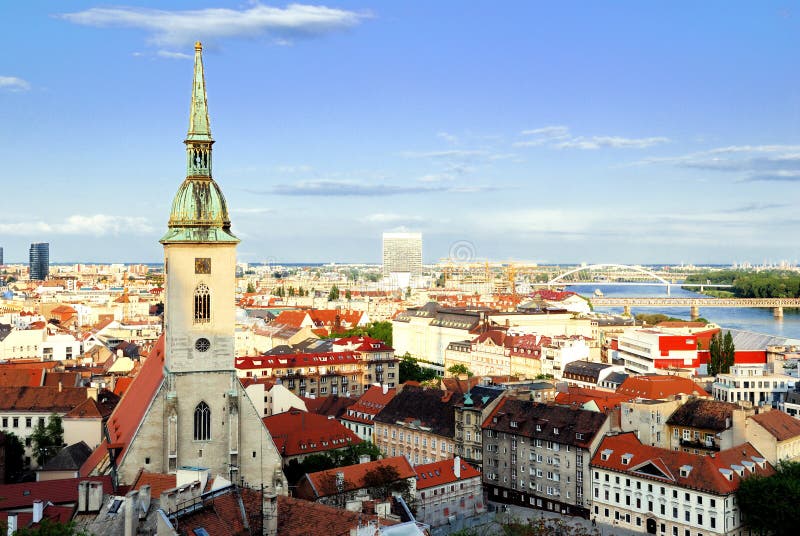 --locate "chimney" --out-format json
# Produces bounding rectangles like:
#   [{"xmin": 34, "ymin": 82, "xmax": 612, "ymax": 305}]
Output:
[
  {"xmin": 138, "ymin": 484, "xmax": 151, "ymax": 519},
  {"xmin": 454, "ymin": 456, "xmax": 461, "ymax": 479},
  {"xmin": 160, "ymin": 489, "xmax": 178, "ymax": 514},
  {"xmin": 382, "ymin": 384, "xmax": 388, "ymax": 395},
  {"xmin": 32, "ymin": 499, "xmax": 44, "ymax": 524},
  {"xmin": 263, "ymin": 492, "xmax": 278, "ymax": 536},
  {"xmin": 58, "ymin": 381, "xmax": 62, "ymax": 393},
  {"xmin": 124, "ymin": 490, "xmax": 139, "ymax": 536},
  {"xmin": 78, "ymin": 481, "xmax": 89, "ymax": 513},
  {"xmin": 6, "ymin": 513, "xmax": 17, "ymax": 536},
  {"xmin": 88, "ymin": 481, "xmax": 104, "ymax": 511},
  {"xmin": 359, "ymin": 454, "xmax": 371, "ymax": 464}
]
